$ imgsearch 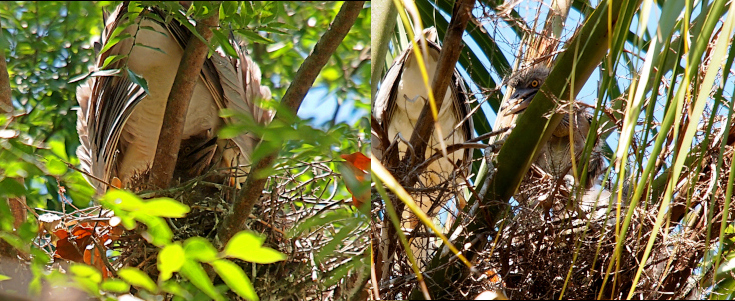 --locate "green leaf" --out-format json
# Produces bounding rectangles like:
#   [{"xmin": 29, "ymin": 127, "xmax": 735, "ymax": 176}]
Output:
[
  {"xmin": 180, "ymin": 260, "xmax": 224, "ymax": 301},
  {"xmin": 137, "ymin": 215, "xmax": 172, "ymax": 247},
  {"xmin": 45, "ymin": 156, "xmax": 68, "ymax": 176},
  {"xmin": 160, "ymin": 280, "xmax": 193, "ymax": 299},
  {"xmin": 218, "ymin": 124, "xmax": 246, "ymax": 139},
  {"xmin": 68, "ymin": 71, "xmax": 91, "ymax": 83},
  {"xmin": 100, "ymin": 279, "xmax": 130, "ymax": 293},
  {"xmin": 118, "ymin": 267, "xmax": 158, "ymax": 293},
  {"xmin": 73, "ymin": 275, "xmax": 101, "ymax": 297},
  {"xmin": 90, "ymin": 68, "xmax": 122, "ymax": 77},
  {"xmin": 235, "ymin": 29, "xmax": 274, "ymax": 44},
  {"xmin": 134, "ymin": 43, "xmax": 167, "ymax": 55},
  {"xmin": 222, "ymin": 231, "xmax": 286, "ymax": 264},
  {"xmin": 100, "ymin": 54, "xmax": 126, "ymax": 69},
  {"xmin": 210, "ymin": 259, "xmax": 258, "ymax": 301},
  {"xmin": 126, "ymin": 68, "xmax": 150, "ymax": 95},
  {"xmin": 158, "ymin": 243, "xmax": 185, "ymax": 281},
  {"xmin": 63, "ymin": 172, "xmax": 96, "ymax": 207},
  {"xmin": 213, "ymin": 29, "xmax": 238, "ymax": 58},
  {"xmin": 48, "ymin": 139, "xmax": 69, "ymax": 161},
  {"xmin": 143, "ymin": 198, "xmax": 190, "ymax": 218},
  {"xmin": 0, "ymin": 178, "xmax": 27, "ymax": 197},
  {"xmin": 99, "ymin": 31, "xmax": 132, "ymax": 55},
  {"xmin": 101, "ymin": 190, "xmax": 145, "ymax": 213},
  {"xmin": 139, "ymin": 25, "xmax": 168, "ymax": 37},
  {"xmin": 0, "ymin": 274, "xmax": 9, "ymax": 282},
  {"xmin": 184, "ymin": 237, "xmax": 218, "ymax": 263},
  {"xmin": 70, "ymin": 264, "xmax": 102, "ymax": 284},
  {"xmin": 321, "ymin": 67, "xmax": 340, "ymax": 81}
]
